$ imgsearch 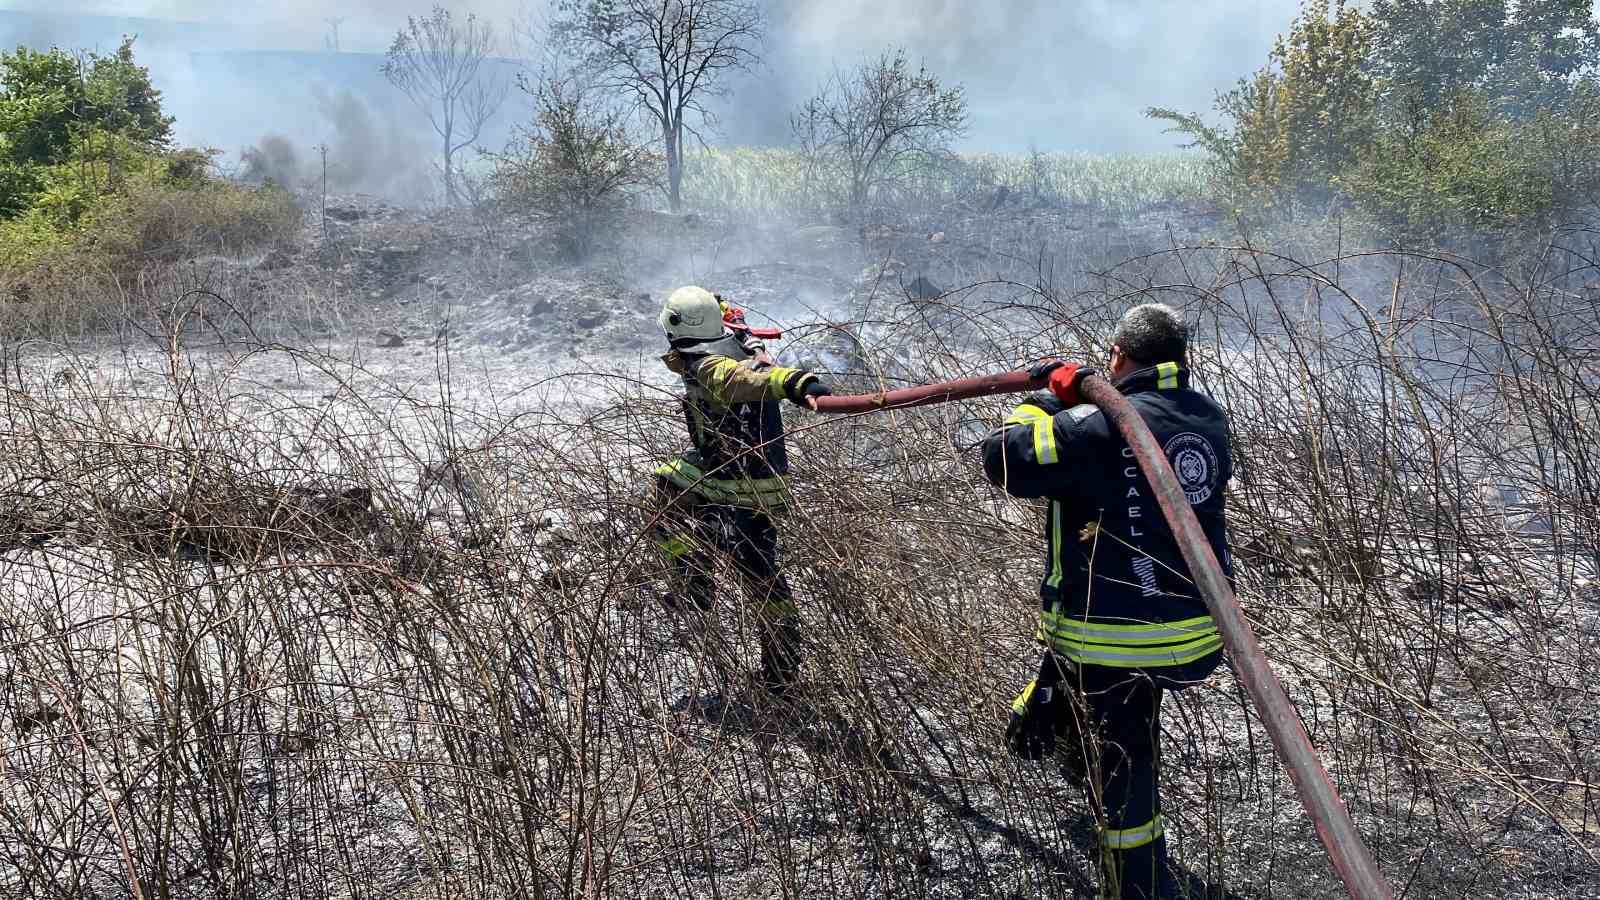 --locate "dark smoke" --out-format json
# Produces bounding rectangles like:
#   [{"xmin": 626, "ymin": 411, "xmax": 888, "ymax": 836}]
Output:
[{"xmin": 241, "ymin": 84, "xmax": 435, "ymax": 201}]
